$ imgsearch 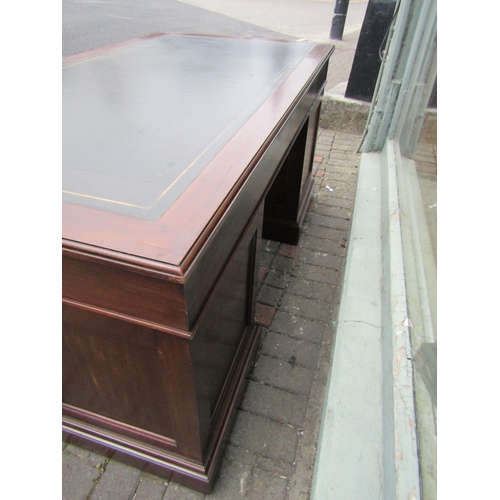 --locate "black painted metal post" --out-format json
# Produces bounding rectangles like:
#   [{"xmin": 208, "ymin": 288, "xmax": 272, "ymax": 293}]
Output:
[
  {"xmin": 330, "ymin": 0, "xmax": 350, "ymax": 40},
  {"xmin": 345, "ymin": 0, "xmax": 397, "ymax": 102}
]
